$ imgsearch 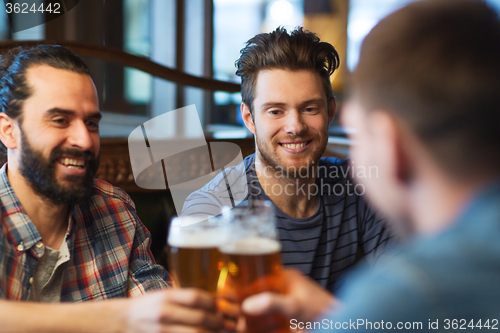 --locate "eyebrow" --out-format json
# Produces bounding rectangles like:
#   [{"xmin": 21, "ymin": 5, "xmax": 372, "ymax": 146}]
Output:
[
  {"xmin": 299, "ymin": 98, "xmax": 325, "ymax": 108},
  {"xmin": 45, "ymin": 108, "xmax": 102, "ymax": 120},
  {"xmin": 261, "ymin": 102, "xmax": 287, "ymax": 109},
  {"xmin": 260, "ymin": 98, "xmax": 325, "ymax": 110}
]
